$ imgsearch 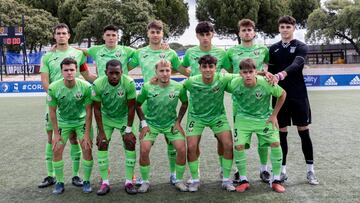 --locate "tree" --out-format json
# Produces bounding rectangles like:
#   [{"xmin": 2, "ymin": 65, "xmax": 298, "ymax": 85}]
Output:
[
  {"xmin": 306, "ymin": 0, "xmax": 360, "ymax": 55},
  {"xmin": 196, "ymin": 0, "xmax": 319, "ymax": 43},
  {"xmin": 148, "ymin": 0, "xmax": 190, "ymax": 37},
  {"xmin": 1, "ymin": 0, "xmax": 58, "ymax": 52},
  {"xmin": 15, "ymin": 0, "xmax": 62, "ymax": 17}
]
